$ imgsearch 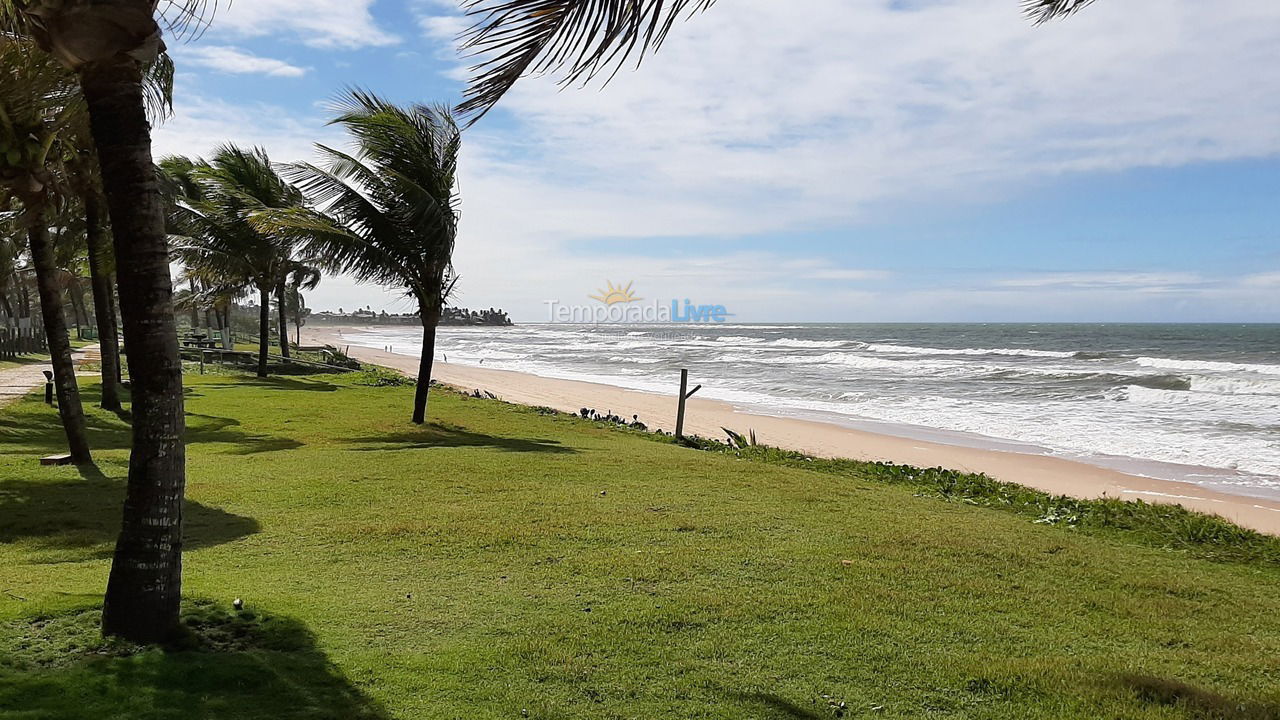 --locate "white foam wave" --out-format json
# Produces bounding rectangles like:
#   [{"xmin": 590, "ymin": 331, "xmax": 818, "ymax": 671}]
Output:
[
  {"xmin": 768, "ymin": 339, "xmax": 848, "ymax": 348},
  {"xmin": 1110, "ymin": 384, "xmax": 1278, "ymax": 412},
  {"xmin": 606, "ymin": 356, "xmax": 663, "ymax": 364},
  {"xmin": 717, "ymin": 352, "xmax": 954, "ymax": 372},
  {"xmin": 865, "ymin": 343, "xmax": 1074, "ymax": 359},
  {"xmin": 1188, "ymin": 375, "xmax": 1280, "ymax": 396},
  {"xmin": 1135, "ymin": 356, "xmax": 1280, "ymax": 376}
]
